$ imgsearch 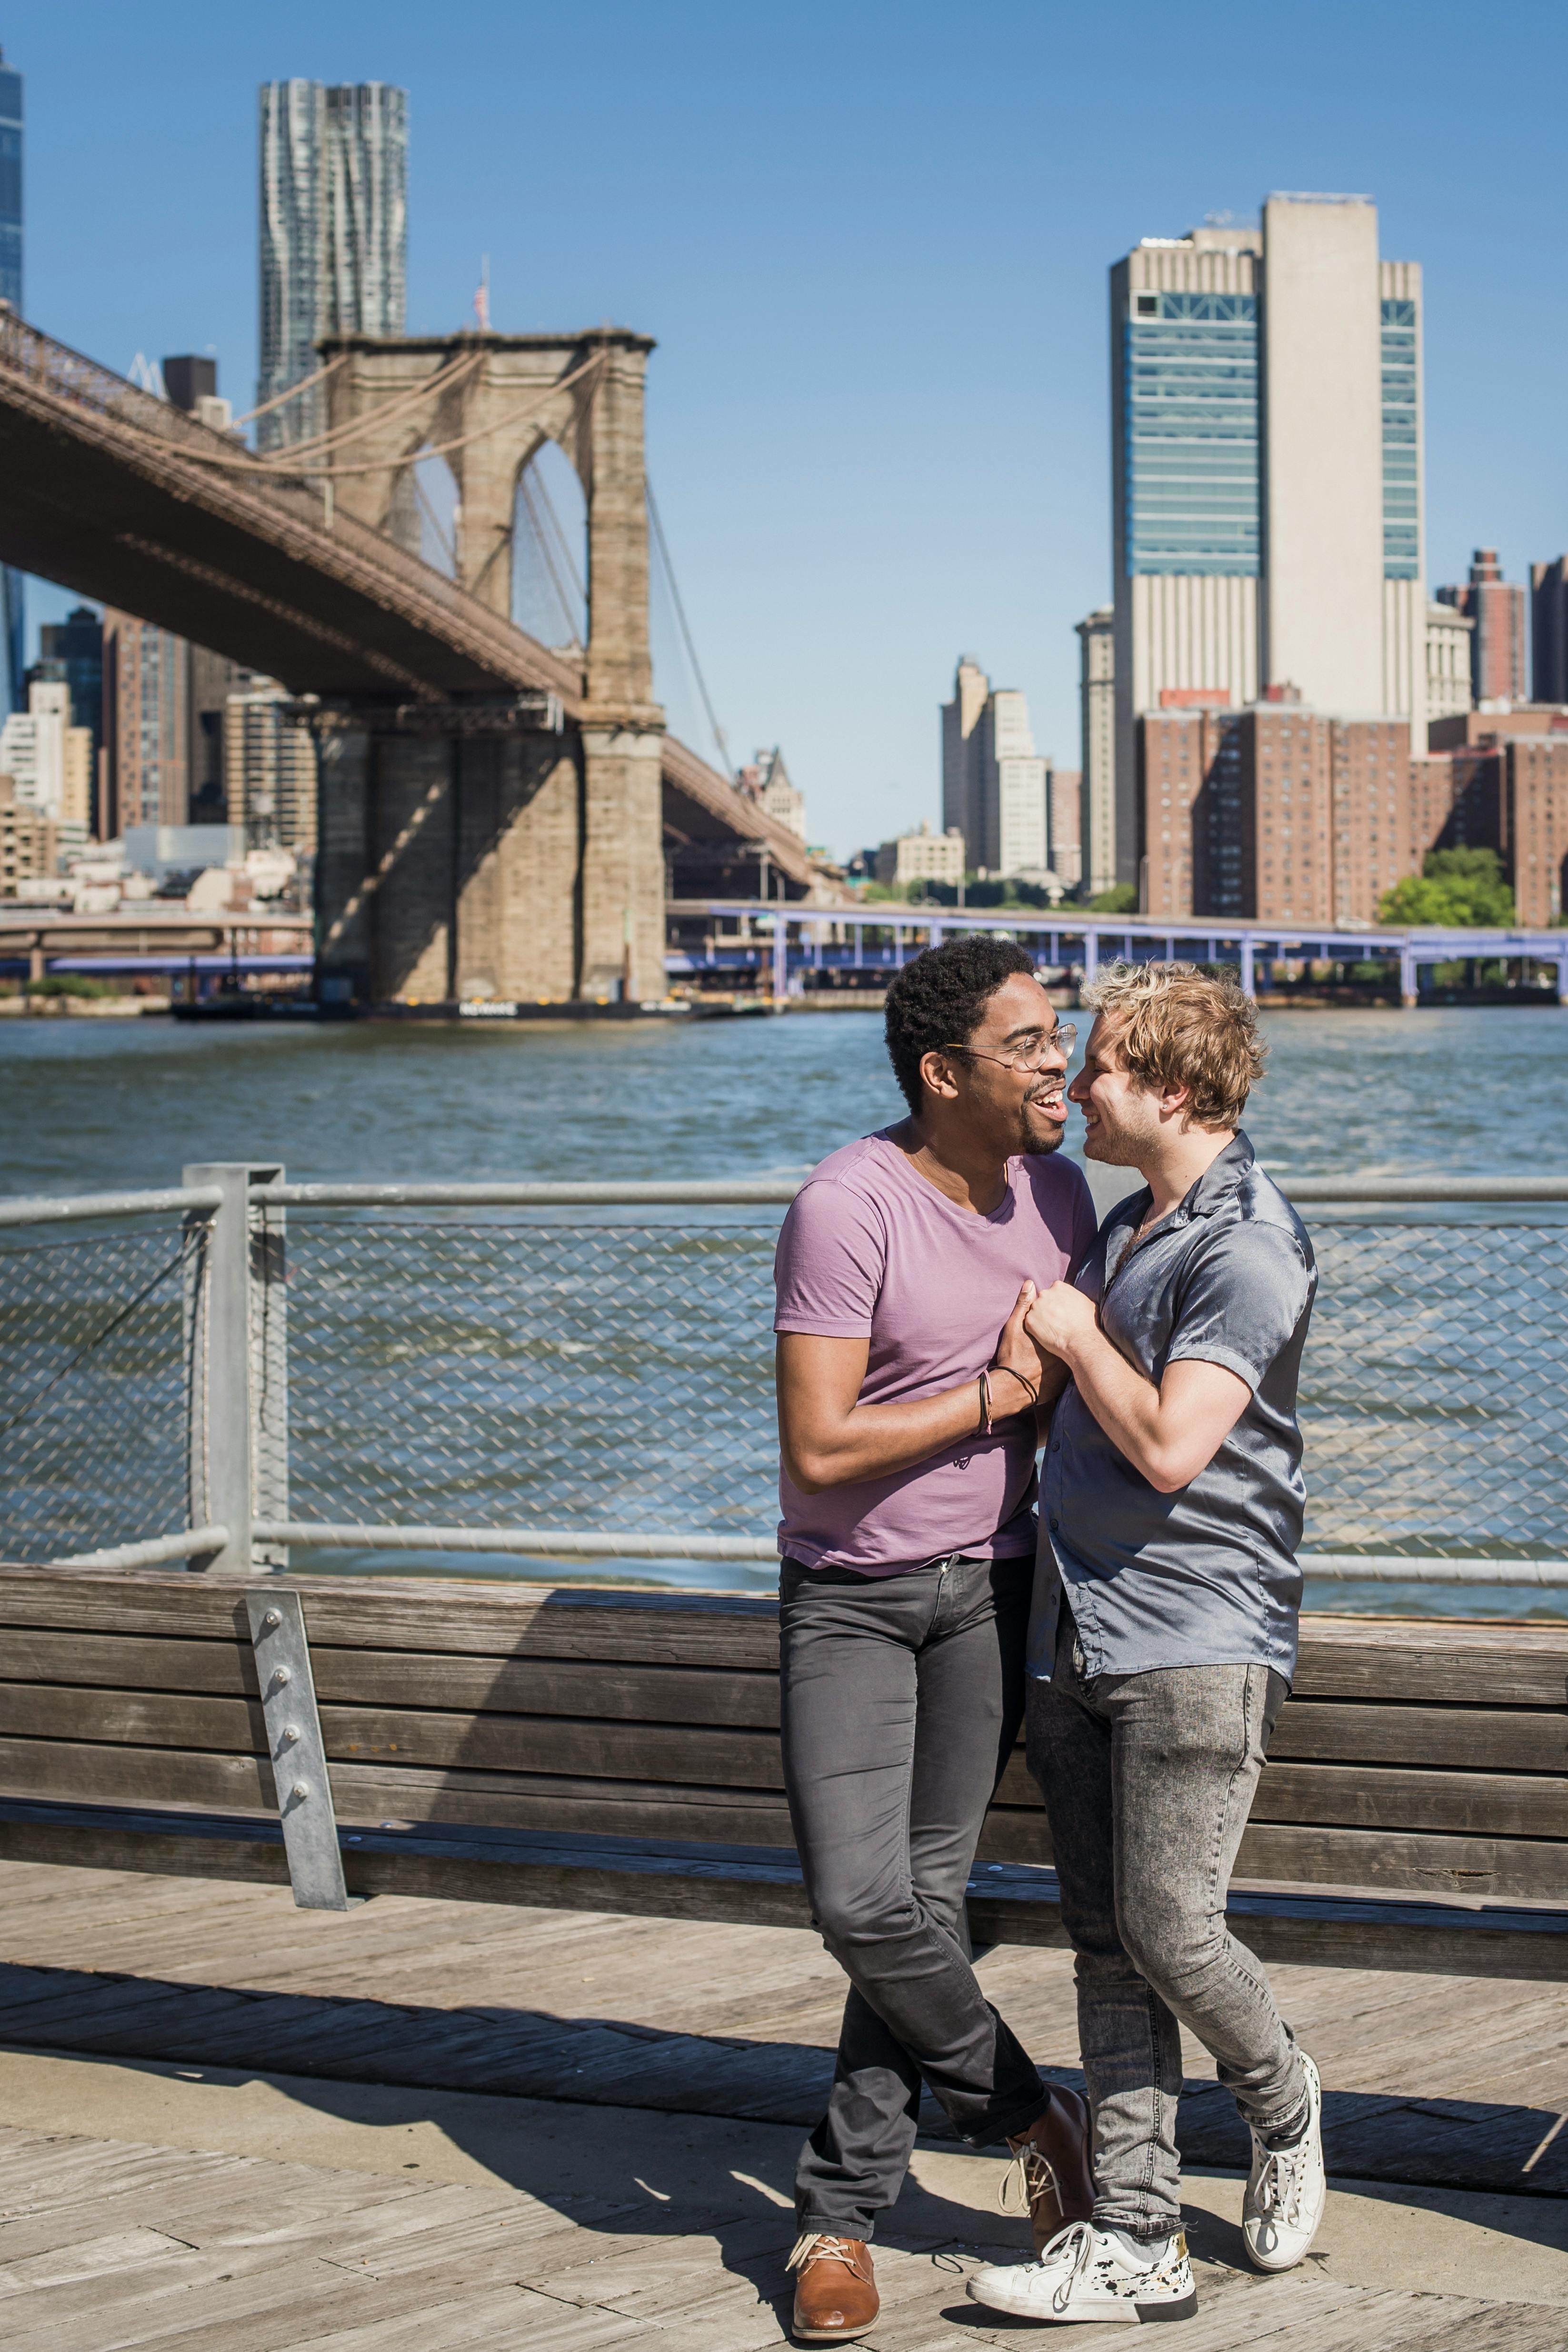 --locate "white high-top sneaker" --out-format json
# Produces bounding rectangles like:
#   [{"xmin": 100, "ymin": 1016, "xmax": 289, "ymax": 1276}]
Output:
[
  {"xmin": 1242, "ymin": 2050, "xmax": 1326, "ymax": 2272},
  {"xmin": 967, "ymin": 2220, "xmax": 1197, "ymax": 2324}
]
